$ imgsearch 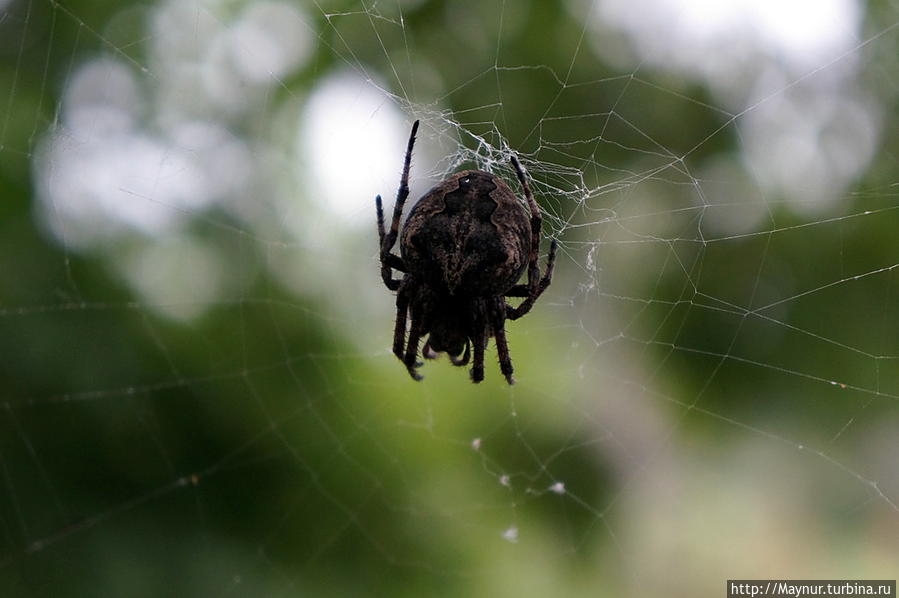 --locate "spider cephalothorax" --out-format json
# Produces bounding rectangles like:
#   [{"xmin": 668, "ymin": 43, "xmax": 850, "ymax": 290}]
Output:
[{"xmin": 376, "ymin": 120, "xmax": 557, "ymax": 384}]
